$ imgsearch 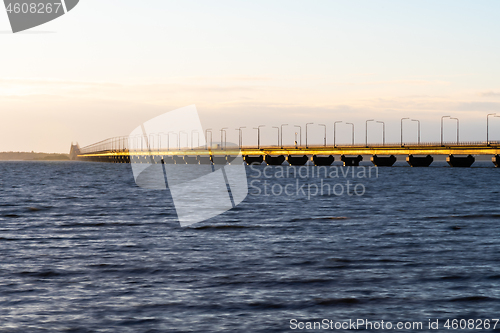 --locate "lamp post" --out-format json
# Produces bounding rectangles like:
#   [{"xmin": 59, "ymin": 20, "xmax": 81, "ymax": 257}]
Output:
[
  {"xmin": 441, "ymin": 115, "xmax": 451, "ymax": 146},
  {"xmin": 179, "ymin": 131, "xmax": 188, "ymax": 150},
  {"xmin": 205, "ymin": 129, "xmax": 212, "ymax": 150},
  {"xmin": 254, "ymin": 125, "xmax": 265, "ymax": 149},
  {"xmin": 346, "ymin": 122, "xmax": 355, "ymax": 145},
  {"xmin": 487, "ymin": 113, "xmax": 497, "ymax": 146},
  {"xmin": 365, "ymin": 119, "xmax": 375, "ymax": 147},
  {"xmin": 131, "ymin": 134, "xmax": 141, "ymax": 151},
  {"xmin": 272, "ymin": 126, "xmax": 280, "ymax": 146},
  {"xmin": 294, "ymin": 125, "xmax": 302, "ymax": 146},
  {"xmin": 191, "ymin": 130, "xmax": 200, "ymax": 150},
  {"xmin": 236, "ymin": 127, "xmax": 246, "ymax": 148},
  {"xmin": 450, "ymin": 117, "xmax": 459, "ymax": 145},
  {"xmin": 220, "ymin": 128, "xmax": 228, "ymax": 150},
  {"xmin": 305, "ymin": 123, "xmax": 313, "ymax": 148},
  {"xmin": 149, "ymin": 134, "xmax": 156, "ymax": 151},
  {"xmin": 158, "ymin": 133, "xmax": 167, "ymax": 152},
  {"xmin": 280, "ymin": 124, "xmax": 288, "ymax": 148},
  {"xmin": 411, "ymin": 119, "xmax": 421, "ymax": 145},
  {"xmin": 376, "ymin": 121, "xmax": 385, "ymax": 145},
  {"xmin": 334, "ymin": 121, "xmax": 342, "ymax": 147},
  {"xmin": 168, "ymin": 131, "xmax": 177, "ymax": 151},
  {"xmin": 401, "ymin": 117, "xmax": 409, "ymax": 146},
  {"xmin": 319, "ymin": 124, "xmax": 327, "ymax": 147}
]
